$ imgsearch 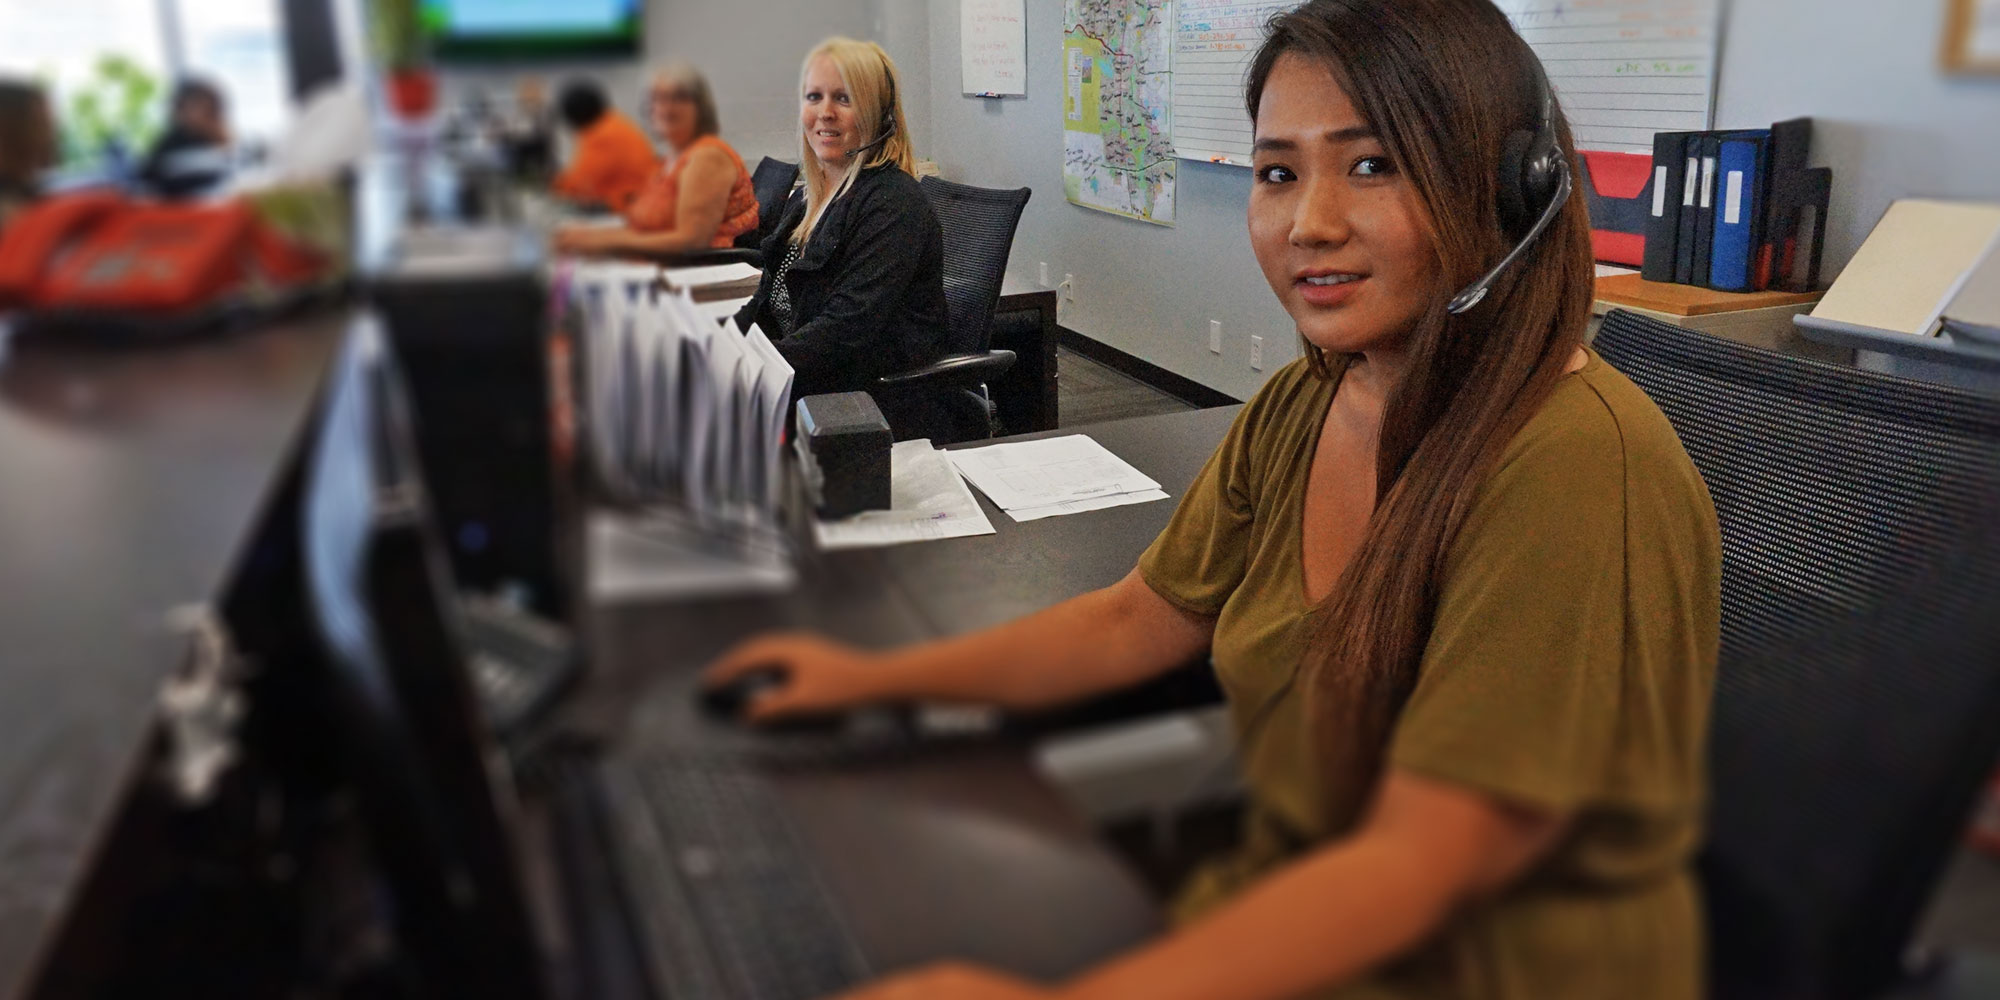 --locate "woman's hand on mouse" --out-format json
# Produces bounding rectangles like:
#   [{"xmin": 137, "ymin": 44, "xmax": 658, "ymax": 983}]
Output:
[
  {"xmin": 702, "ymin": 633, "xmax": 887, "ymax": 723},
  {"xmin": 823, "ymin": 962, "xmax": 1054, "ymax": 1000}
]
